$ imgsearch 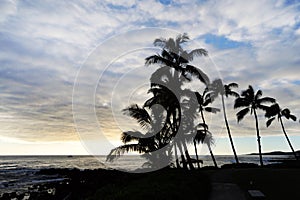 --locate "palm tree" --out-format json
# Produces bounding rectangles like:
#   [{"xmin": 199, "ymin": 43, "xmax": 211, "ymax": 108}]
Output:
[
  {"xmin": 106, "ymin": 104, "xmax": 174, "ymax": 168},
  {"xmin": 107, "ymin": 34, "xmax": 211, "ymax": 170},
  {"xmin": 265, "ymin": 103, "xmax": 298, "ymax": 160},
  {"xmin": 234, "ymin": 85, "xmax": 276, "ymax": 166},
  {"xmin": 145, "ymin": 33, "xmax": 210, "ymax": 86},
  {"xmin": 195, "ymin": 89, "xmax": 220, "ymax": 167},
  {"xmin": 194, "ymin": 123, "xmax": 217, "ymax": 168},
  {"xmin": 210, "ymin": 79, "xmax": 240, "ymax": 163},
  {"xmin": 144, "ymin": 83, "xmax": 199, "ymax": 170},
  {"xmin": 144, "ymin": 85, "xmax": 184, "ymax": 168},
  {"xmin": 106, "ymin": 104, "xmax": 151, "ymax": 162},
  {"xmin": 144, "ymin": 33, "xmax": 210, "ymax": 169}
]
